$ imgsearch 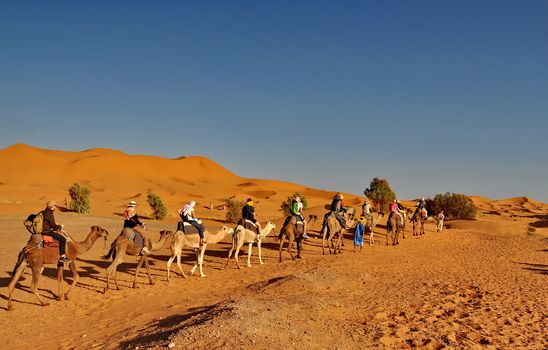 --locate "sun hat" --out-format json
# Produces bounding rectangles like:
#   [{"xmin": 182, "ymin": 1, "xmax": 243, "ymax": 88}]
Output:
[{"xmin": 127, "ymin": 201, "xmax": 137, "ymax": 207}]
